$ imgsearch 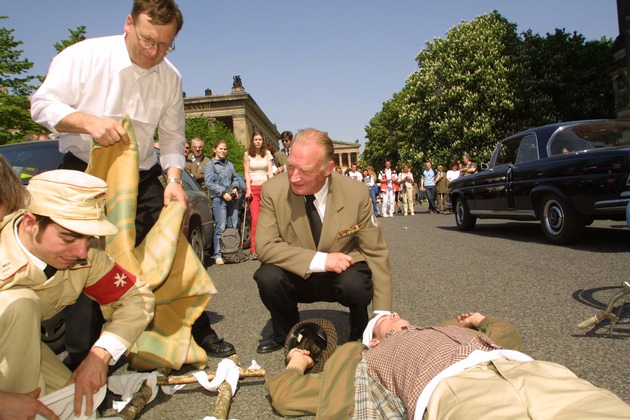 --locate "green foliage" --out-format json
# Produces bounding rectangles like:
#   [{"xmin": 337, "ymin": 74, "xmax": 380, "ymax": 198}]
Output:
[
  {"xmin": 0, "ymin": 16, "xmax": 42, "ymax": 145},
  {"xmin": 0, "ymin": 92, "xmax": 45, "ymax": 145},
  {"xmin": 185, "ymin": 116, "xmax": 245, "ymax": 173},
  {"xmin": 54, "ymin": 26, "xmax": 87, "ymax": 53},
  {"xmin": 363, "ymin": 11, "xmax": 614, "ymax": 171},
  {"xmin": 0, "ymin": 17, "xmax": 37, "ymax": 96}
]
